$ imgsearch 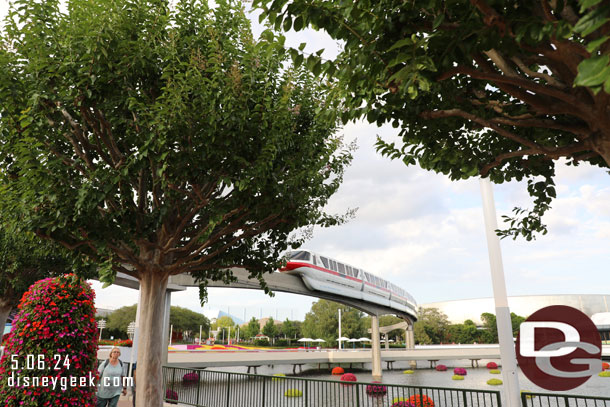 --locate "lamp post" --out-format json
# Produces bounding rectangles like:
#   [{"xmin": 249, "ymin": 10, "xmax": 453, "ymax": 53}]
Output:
[
  {"xmin": 127, "ymin": 321, "xmax": 136, "ymax": 340},
  {"xmin": 97, "ymin": 319, "xmax": 106, "ymax": 341}
]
